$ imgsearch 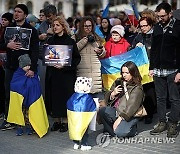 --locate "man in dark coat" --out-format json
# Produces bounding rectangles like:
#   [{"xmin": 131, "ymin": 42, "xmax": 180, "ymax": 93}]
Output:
[
  {"xmin": 0, "ymin": 4, "xmax": 39, "ymax": 130},
  {"xmin": 149, "ymin": 2, "xmax": 180, "ymax": 138}
]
